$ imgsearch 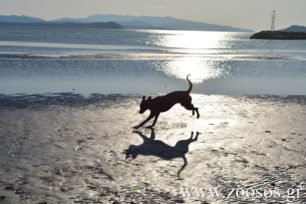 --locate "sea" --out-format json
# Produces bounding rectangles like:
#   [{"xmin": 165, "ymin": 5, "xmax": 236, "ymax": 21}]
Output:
[{"xmin": 1, "ymin": 24, "xmax": 306, "ymax": 96}]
